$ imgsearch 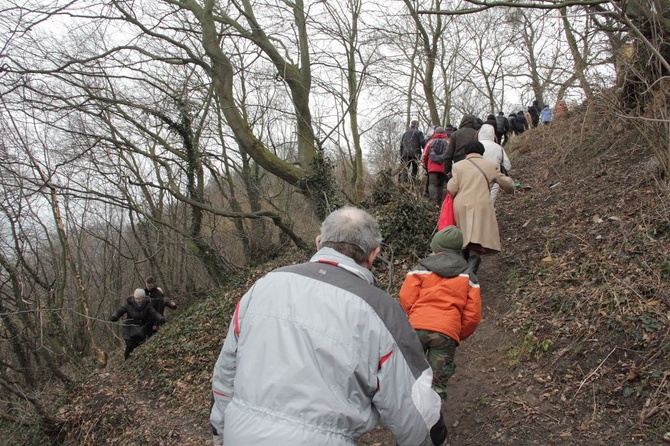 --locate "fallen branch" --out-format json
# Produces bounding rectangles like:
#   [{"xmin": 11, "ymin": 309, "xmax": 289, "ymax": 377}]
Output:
[{"xmin": 573, "ymin": 347, "xmax": 617, "ymax": 399}]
